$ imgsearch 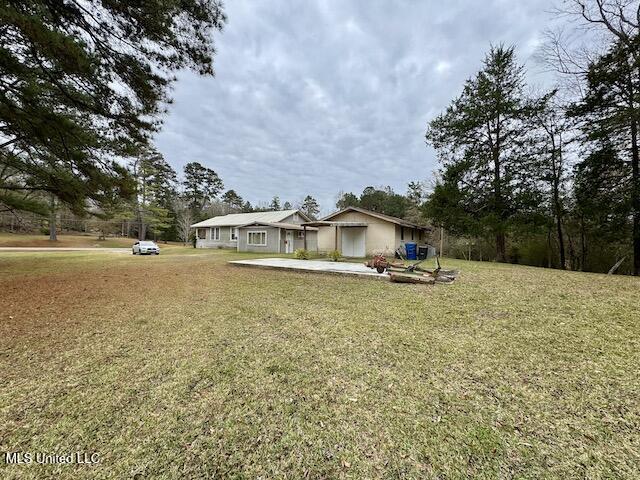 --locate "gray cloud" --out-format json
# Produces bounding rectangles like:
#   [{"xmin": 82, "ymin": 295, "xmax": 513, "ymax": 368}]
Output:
[{"xmin": 155, "ymin": 0, "xmax": 556, "ymax": 214}]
